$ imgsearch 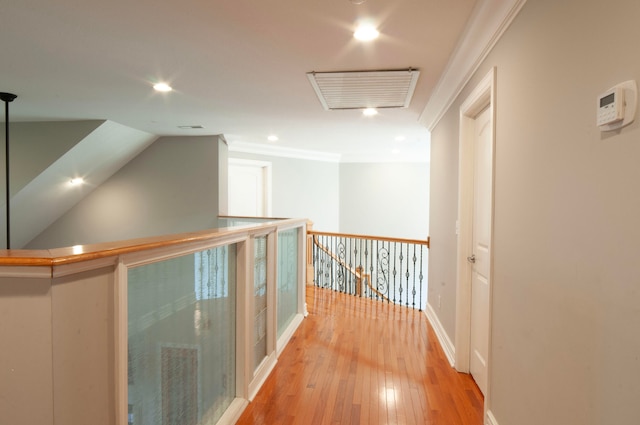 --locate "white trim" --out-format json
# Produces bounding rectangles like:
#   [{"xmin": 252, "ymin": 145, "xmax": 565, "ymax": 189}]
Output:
[
  {"xmin": 229, "ymin": 141, "xmax": 341, "ymax": 163},
  {"xmin": 248, "ymin": 353, "xmax": 277, "ymax": 401},
  {"xmin": 486, "ymin": 409, "xmax": 499, "ymax": 425},
  {"xmin": 228, "ymin": 158, "xmax": 271, "ymax": 168},
  {"xmin": 229, "ymin": 140, "xmax": 430, "ymax": 164},
  {"xmin": 0, "ymin": 265, "xmax": 51, "ymax": 278},
  {"xmin": 52, "ymin": 256, "xmax": 117, "ymax": 278},
  {"xmin": 114, "ymin": 260, "xmax": 128, "ymax": 425},
  {"xmin": 215, "ymin": 398, "xmax": 248, "ymax": 425},
  {"xmin": 276, "ymin": 313, "xmax": 304, "ymax": 356},
  {"xmin": 235, "ymin": 239, "xmax": 251, "ymax": 400},
  {"xmin": 424, "ymin": 303, "xmax": 455, "ymax": 367},
  {"xmin": 419, "ymin": 0, "xmax": 527, "ymax": 131},
  {"xmin": 455, "ymin": 68, "xmax": 496, "ymax": 372},
  {"xmin": 456, "ymin": 68, "xmax": 496, "ymax": 418},
  {"xmin": 340, "ymin": 150, "xmax": 430, "ymax": 164}
]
